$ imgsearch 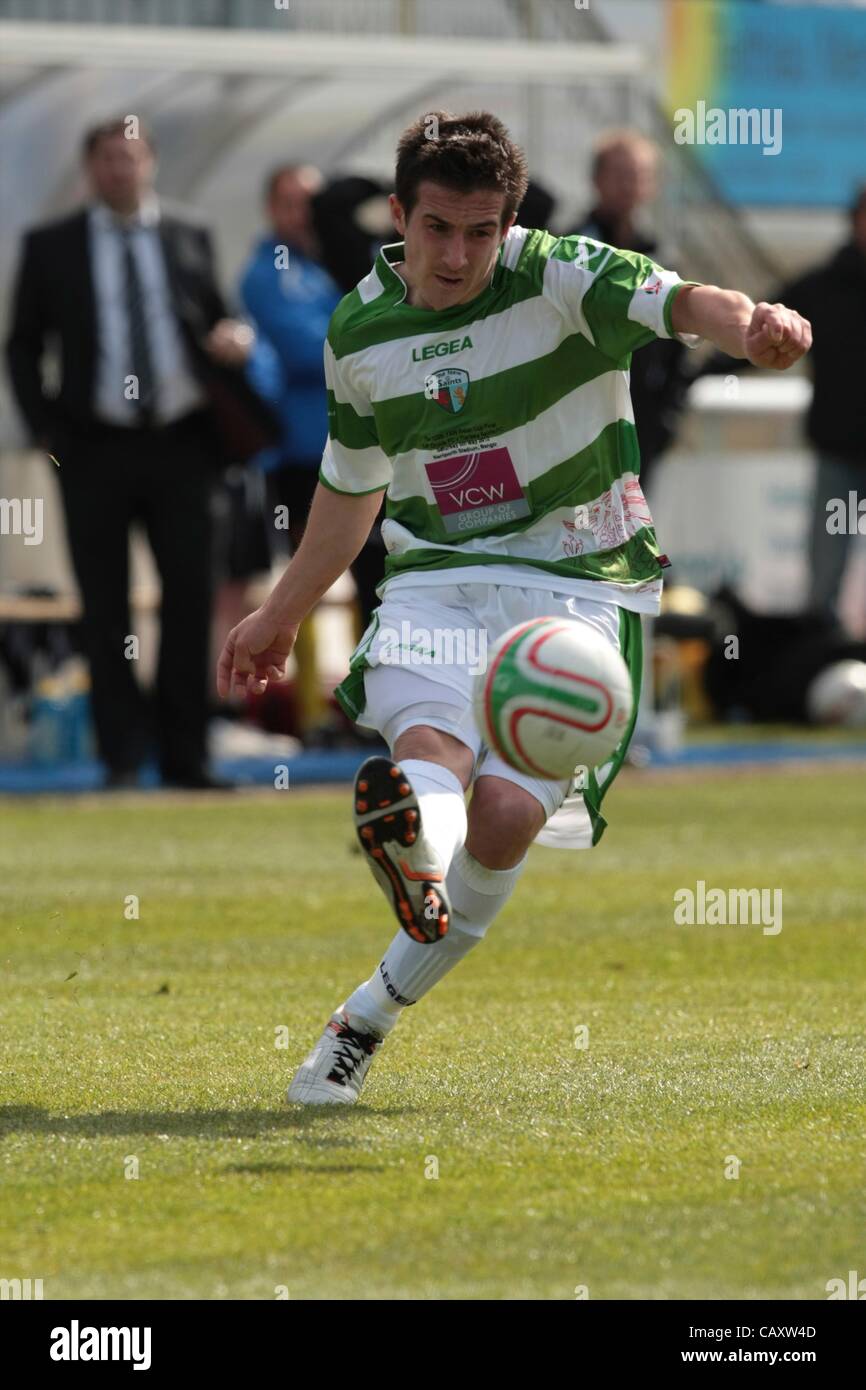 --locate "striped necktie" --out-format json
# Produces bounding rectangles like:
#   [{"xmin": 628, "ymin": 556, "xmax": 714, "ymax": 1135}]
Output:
[{"xmin": 119, "ymin": 225, "xmax": 156, "ymax": 422}]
